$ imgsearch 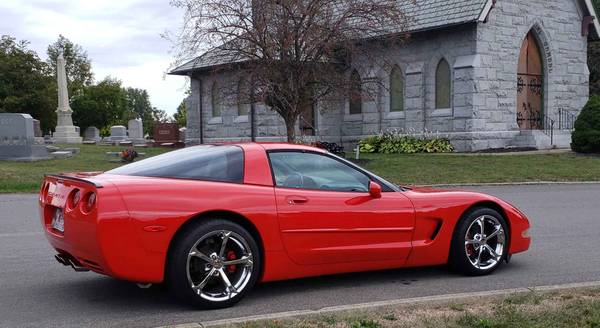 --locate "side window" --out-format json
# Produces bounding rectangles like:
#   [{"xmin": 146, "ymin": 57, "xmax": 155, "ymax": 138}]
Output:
[
  {"xmin": 211, "ymin": 81, "xmax": 221, "ymax": 117},
  {"xmin": 268, "ymin": 152, "xmax": 371, "ymax": 192},
  {"xmin": 107, "ymin": 145, "xmax": 244, "ymax": 183},
  {"xmin": 435, "ymin": 58, "xmax": 451, "ymax": 109},
  {"xmin": 349, "ymin": 70, "xmax": 362, "ymax": 114}
]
